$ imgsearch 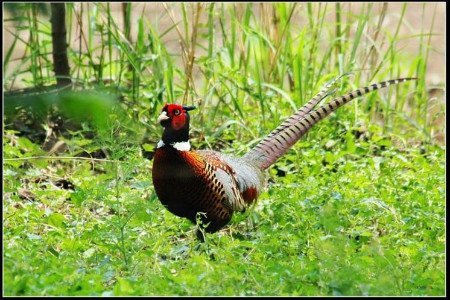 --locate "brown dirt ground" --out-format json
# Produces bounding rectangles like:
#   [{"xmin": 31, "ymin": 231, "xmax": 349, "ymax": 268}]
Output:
[{"xmin": 3, "ymin": 3, "xmax": 445, "ymax": 88}]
